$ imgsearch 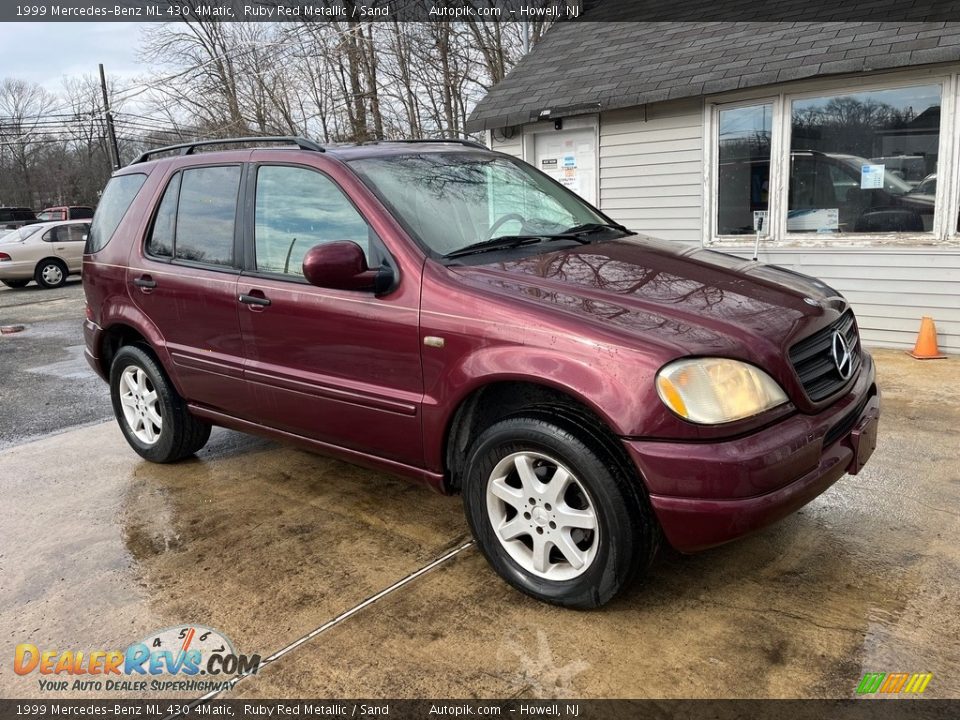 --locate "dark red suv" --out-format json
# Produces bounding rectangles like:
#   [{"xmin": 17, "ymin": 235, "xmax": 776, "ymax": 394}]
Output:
[{"xmin": 83, "ymin": 137, "xmax": 880, "ymax": 608}]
